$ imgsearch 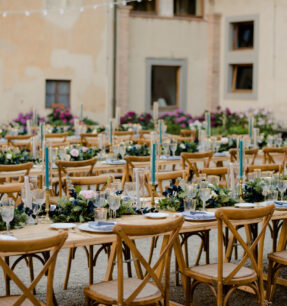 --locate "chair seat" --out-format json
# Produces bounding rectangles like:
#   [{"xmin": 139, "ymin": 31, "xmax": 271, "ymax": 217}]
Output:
[
  {"xmin": 0, "ymin": 295, "xmax": 45, "ymax": 305},
  {"xmin": 84, "ymin": 278, "xmax": 162, "ymax": 304},
  {"xmin": 185, "ymin": 263, "xmax": 257, "ymax": 284},
  {"xmin": 268, "ymin": 250, "xmax": 287, "ymax": 263}
]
